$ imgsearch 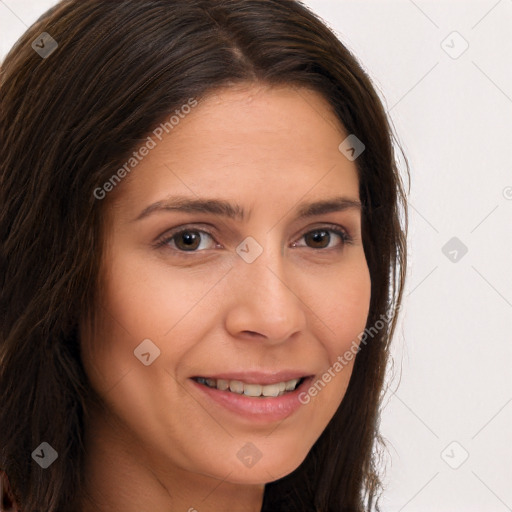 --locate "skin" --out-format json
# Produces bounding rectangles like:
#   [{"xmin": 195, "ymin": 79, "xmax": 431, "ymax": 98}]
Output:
[{"xmin": 78, "ymin": 83, "xmax": 371, "ymax": 512}]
